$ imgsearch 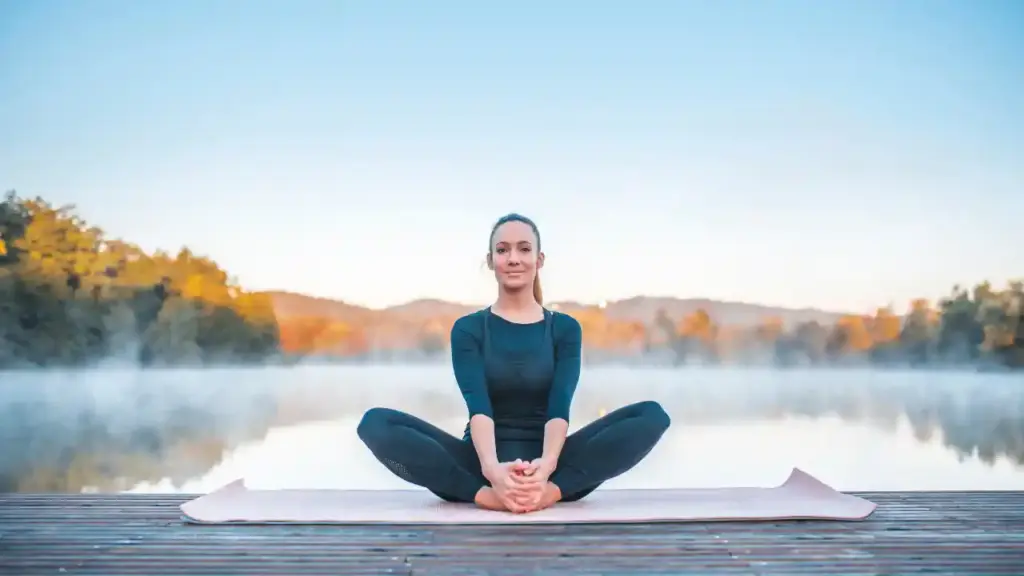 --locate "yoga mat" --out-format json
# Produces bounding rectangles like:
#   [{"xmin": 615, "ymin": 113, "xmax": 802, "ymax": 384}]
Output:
[{"xmin": 180, "ymin": 468, "xmax": 876, "ymax": 525}]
